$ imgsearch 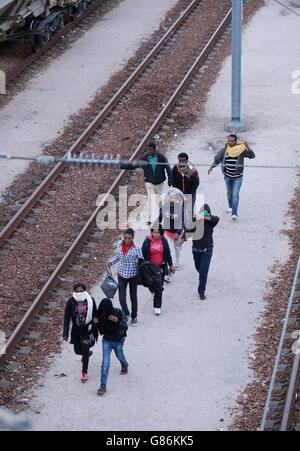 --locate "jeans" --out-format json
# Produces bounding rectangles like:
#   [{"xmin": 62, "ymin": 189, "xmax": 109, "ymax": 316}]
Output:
[
  {"xmin": 100, "ymin": 338, "xmax": 128, "ymax": 387},
  {"xmin": 224, "ymin": 175, "xmax": 243, "ymax": 216},
  {"xmin": 153, "ymin": 264, "xmax": 166, "ymax": 308},
  {"xmin": 192, "ymin": 247, "xmax": 213, "ymax": 296},
  {"xmin": 118, "ymin": 275, "xmax": 138, "ymax": 319}
]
